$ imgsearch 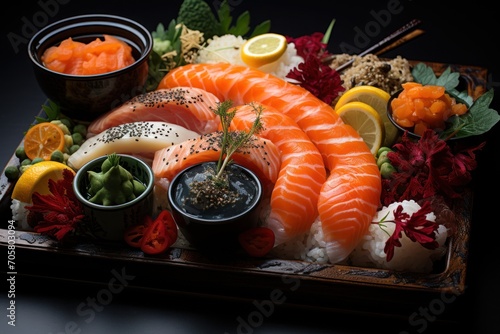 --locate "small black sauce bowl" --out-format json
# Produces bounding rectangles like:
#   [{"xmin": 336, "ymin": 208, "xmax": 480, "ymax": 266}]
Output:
[
  {"xmin": 168, "ymin": 162, "xmax": 263, "ymax": 253},
  {"xmin": 28, "ymin": 14, "xmax": 152, "ymax": 122}
]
